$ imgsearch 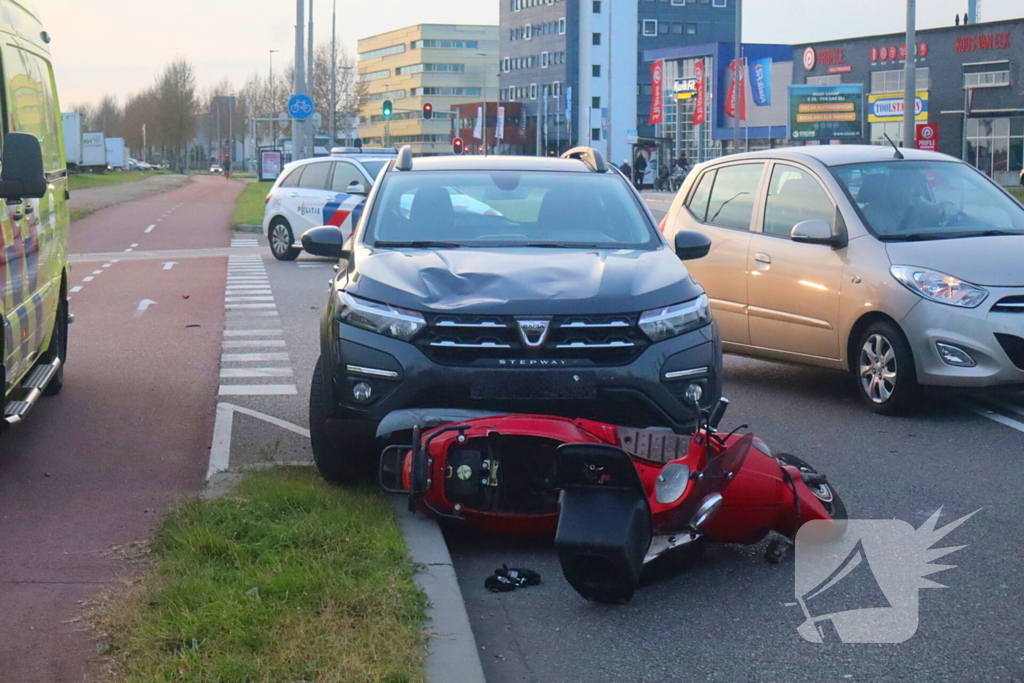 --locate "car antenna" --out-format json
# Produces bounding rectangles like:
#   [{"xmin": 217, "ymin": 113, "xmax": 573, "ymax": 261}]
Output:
[{"xmin": 884, "ymin": 134, "xmax": 904, "ymax": 160}]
